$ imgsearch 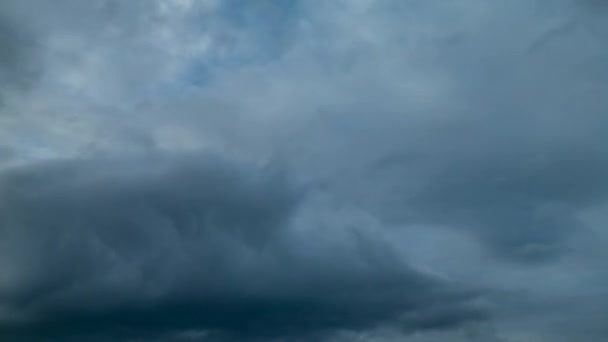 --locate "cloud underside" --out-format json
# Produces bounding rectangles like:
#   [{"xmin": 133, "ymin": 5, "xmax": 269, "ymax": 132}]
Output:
[{"xmin": 0, "ymin": 155, "xmax": 484, "ymax": 340}]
